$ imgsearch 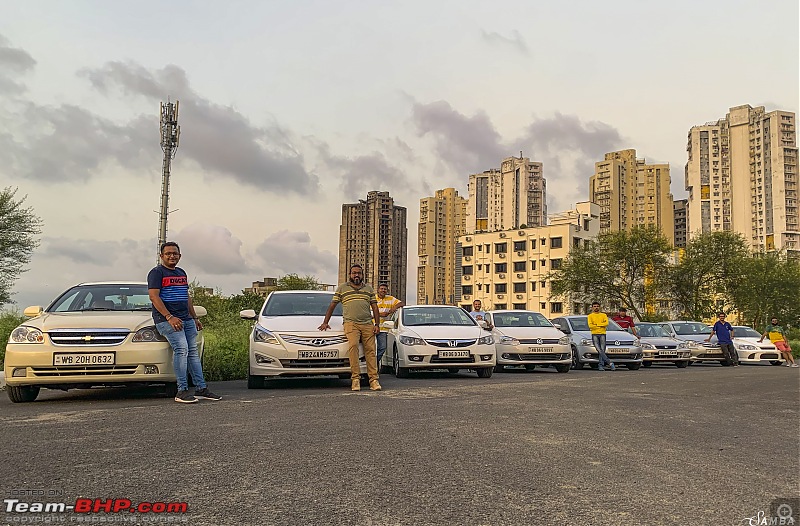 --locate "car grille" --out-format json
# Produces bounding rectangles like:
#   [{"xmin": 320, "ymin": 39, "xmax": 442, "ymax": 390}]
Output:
[
  {"xmin": 430, "ymin": 355, "xmax": 475, "ymax": 364},
  {"xmin": 31, "ymin": 366, "xmax": 139, "ymax": 376},
  {"xmin": 654, "ymin": 344, "xmax": 677, "ymax": 350},
  {"xmin": 607, "ymin": 340, "xmax": 635, "ymax": 346},
  {"xmin": 281, "ymin": 359, "xmax": 351, "ymax": 368},
  {"xmin": 759, "ymin": 353, "xmax": 779, "ymax": 359},
  {"xmin": 518, "ymin": 338, "xmax": 561, "ymax": 344},
  {"xmin": 425, "ymin": 339, "xmax": 476, "ymax": 348},
  {"xmin": 48, "ymin": 329, "xmax": 130, "ymax": 347},
  {"xmin": 507, "ymin": 353, "xmax": 570, "ymax": 361},
  {"xmin": 280, "ymin": 334, "xmax": 348, "ymax": 346},
  {"xmin": 696, "ymin": 353, "xmax": 722, "ymax": 358}
]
